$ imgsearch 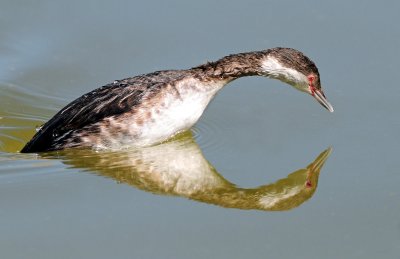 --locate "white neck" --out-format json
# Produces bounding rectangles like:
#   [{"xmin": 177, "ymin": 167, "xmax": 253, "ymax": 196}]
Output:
[{"xmin": 261, "ymin": 57, "xmax": 309, "ymax": 93}]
